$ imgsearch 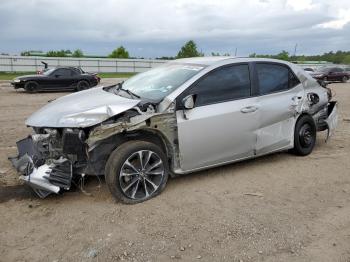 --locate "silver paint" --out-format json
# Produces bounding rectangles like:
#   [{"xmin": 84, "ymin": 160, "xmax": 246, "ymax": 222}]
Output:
[
  {"xmin": 24, "ymin": 57, "xmax": 336, "ymax": 175},
  {"xmin": 26, "ymin": 86, "xmax": 140, "ymax": 127}
]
